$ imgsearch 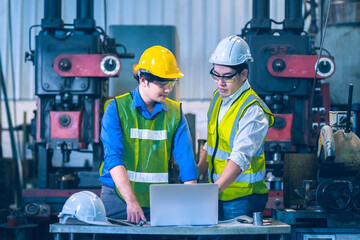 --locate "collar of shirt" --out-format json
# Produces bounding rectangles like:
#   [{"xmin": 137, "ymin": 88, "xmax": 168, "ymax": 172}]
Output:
[
  {"xmin": 131, "ymin": 87, "xmax": 168, "ymax": 119},
  {"xmin": 220, "ymin": 79, "xmax": 251, "ymax": 106}
]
